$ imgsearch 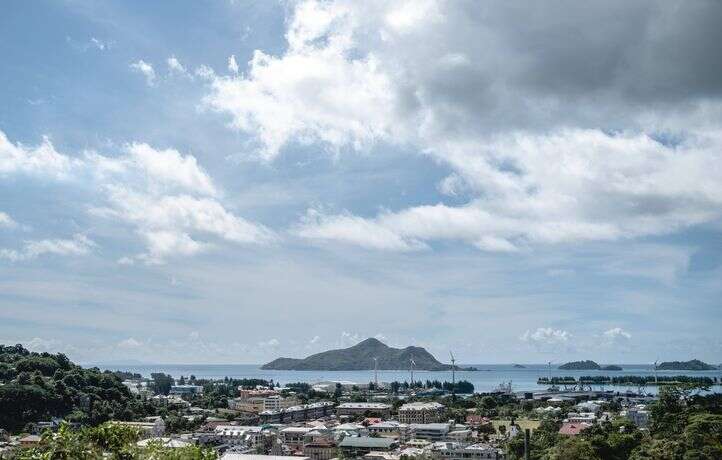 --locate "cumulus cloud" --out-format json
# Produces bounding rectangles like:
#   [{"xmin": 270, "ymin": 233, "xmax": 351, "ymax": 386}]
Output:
[
  {"xmin": 0, "ymin": 212, "xmax": 16, "ymax": 228},
  {"xmin": 0, "ymin": 131, "xmax": 79, "ymax": 179},
  {"xmin": 0, "ymin": 234, "xmax": 95, "ymax": 262},
  {"xmin": 258, "ymin": 338, "xmax": 280, "ymax": 348},
  {"xmin": 167, "ymin": 56, "xmax": 187, "ymax": 75},
  {"xmin": 521, "ymin": 327, "xmax": 571, "ymax": 352},
  {"xmin": 603, "ymin": 327, "xmax": 632, "ymax": 345},
  {"xmin": 227, "ymin": 55, "xmax": 239, "ymax": 74},
  {"xmin": 130, "ymin": 60, "xmax": 156, "ymax": 85},
  {"xmin": 117, "ymin": 337, "xmax": 143, "ymax": 349},
  {"xmin": 202, "ymin": 0, "xmax": 722, "ymax": 251},
  {"xmin": 0, "ymin": 129, "xmax": 273, "ymax": 264}
]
